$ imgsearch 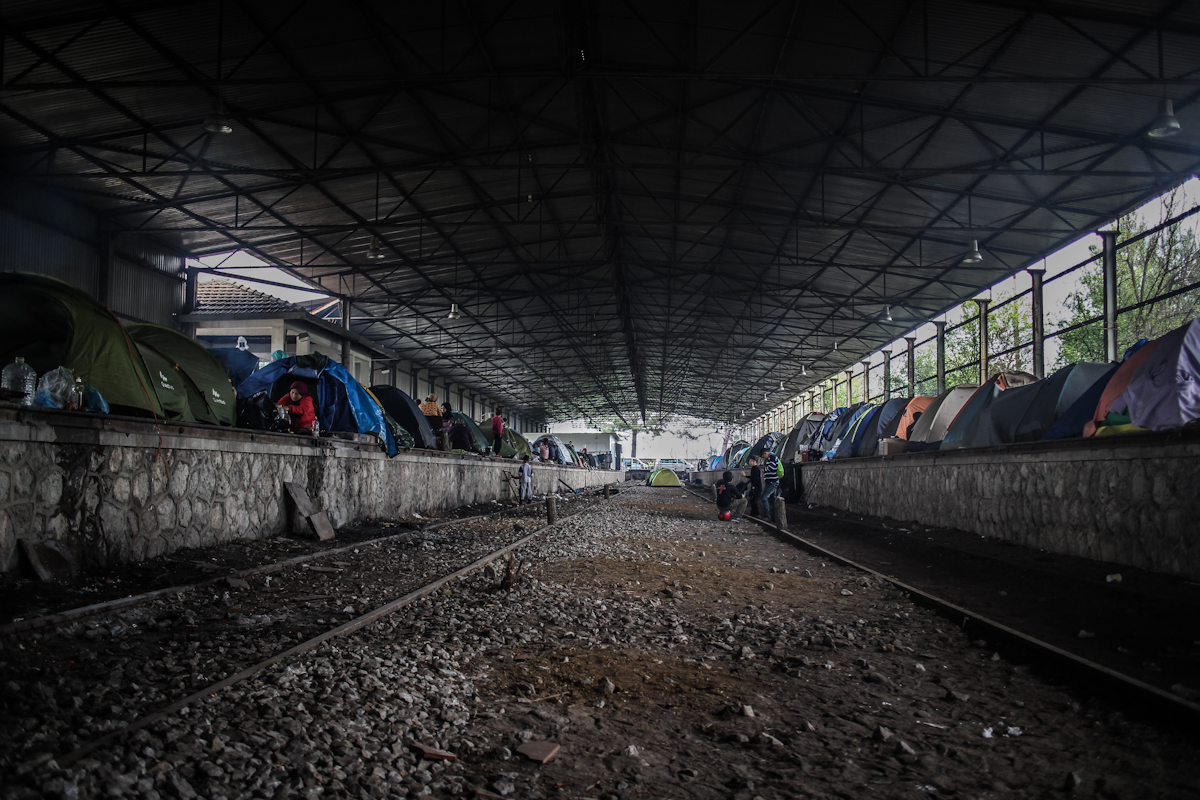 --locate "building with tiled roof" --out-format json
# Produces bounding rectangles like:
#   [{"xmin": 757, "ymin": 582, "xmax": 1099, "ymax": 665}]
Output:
[{"xmin": 182, "ymin": 278, "xmax": 396, "ymax": 386}]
